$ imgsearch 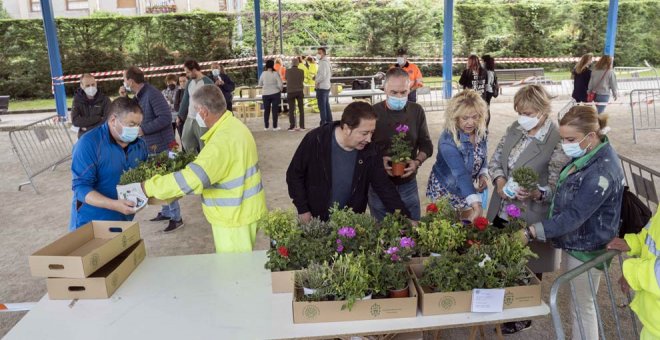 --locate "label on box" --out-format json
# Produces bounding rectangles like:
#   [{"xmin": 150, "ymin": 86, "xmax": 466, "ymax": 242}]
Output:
[{"xmin": 471, "ymin": 288, "xmax": 505, "ymax": 313}]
